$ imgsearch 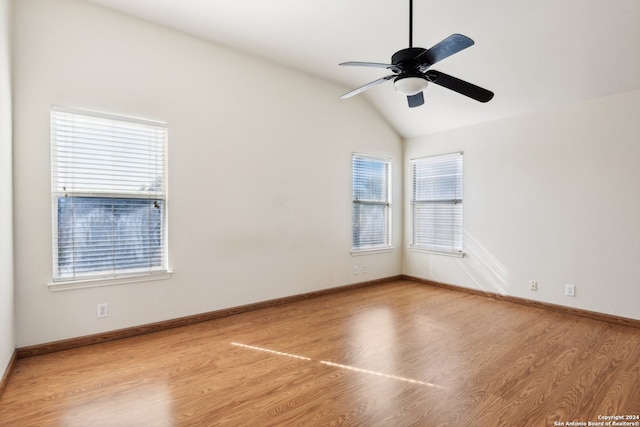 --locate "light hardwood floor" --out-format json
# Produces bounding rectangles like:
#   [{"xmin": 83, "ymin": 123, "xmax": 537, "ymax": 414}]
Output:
[{"xmin": 1, "ymin": 280, "xmax": 639, "ymax": 426}]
